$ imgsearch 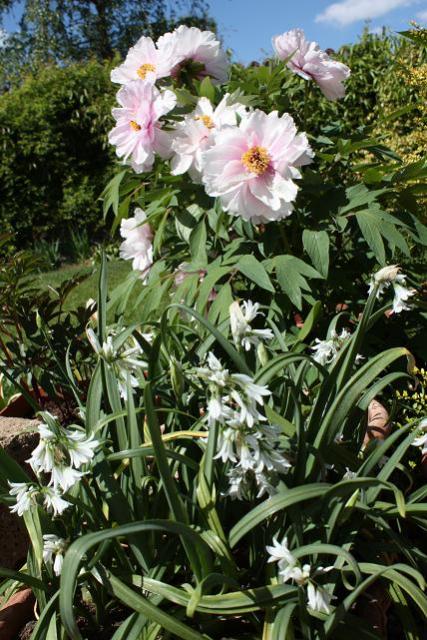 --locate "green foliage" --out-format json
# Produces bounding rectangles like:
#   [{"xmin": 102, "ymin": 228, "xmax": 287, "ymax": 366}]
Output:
[
  {"xmin": 1, "ymin": 271, "xmax": 427, "ymax": 638},
  {"xmin": 0, "ymin": 59, "xmax": 115, "ymax": 248},
  {"xmin": 0, "ymin": 22, "xmax": 426, "ymax": 640},
  {"xmin": 0, "ymin": 236, "xmax": 94, "ymax": 405}
]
